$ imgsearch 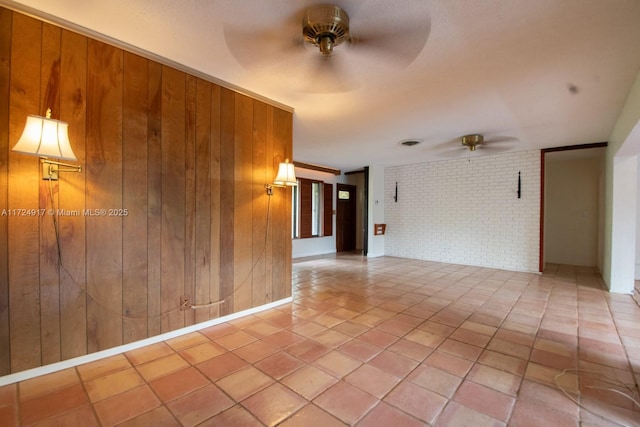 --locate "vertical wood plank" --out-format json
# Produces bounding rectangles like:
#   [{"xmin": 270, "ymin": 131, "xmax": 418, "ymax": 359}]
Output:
[
  {"xmin": 271, "ymin": 109, "xmax": 293, "ymax": 301},
  {"xmin": 252, "ymin": 100, "xmax": 268, "ymax": 307},
  {"xmin": 8, "ymin": 12, "xmax": 42, "ymax": 372},
  {"xmin": 147, "ymin": 61, "xmax": 162, "ymax": 337},
  {"xmin": 233, "ymin": 94, "xmax": 253, "ymax": 312},
  {"xmin": 265, "ymin": 106, "xmax": 274, "ymax": 302},
  {"xmin": 160, "ymin": 66, "xmax": 186, "ymax": 331},
  {"xmin": 282, "ymin": 110, "xmax": 293, "ymax": 300},
  {"xmin": 219, "ymin": 88, "xmax": 235, "ymax": 315},
  {"xmin": 194, "ymin": 79, "xmax": 211, "ymax": 323},
  {"xmin": 58, "ymin": 28, "xmax": 87, "ymax": 360},
  {"xmin": 0, "ymin": 7, "xmax": 12, "ymax": 375},
  {"xmin": 209, "ymin": 84, "xmax": 222, "ymax": 319},
  {"xmin": 184, "ymin": 74, "xmax": 196, "ymax": 326},
  {"xmin": 122, "ymin": 51, "xmax": 148, "ymax": 343},
  {"xmin": 86, "ymin": 39, "xmax": 123, "ymax": 352},
  {"xmin": 38, "ymin": 22, "xmax": 62, "ymax": 366}
]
